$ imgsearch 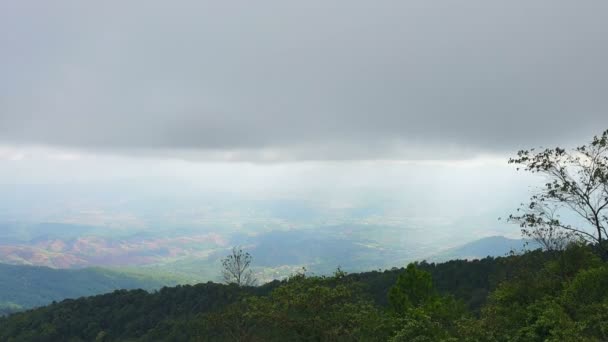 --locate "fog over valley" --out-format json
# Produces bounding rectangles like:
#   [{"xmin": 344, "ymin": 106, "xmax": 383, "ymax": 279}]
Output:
[
  {"xmin": 1, "ymin": 2, "xmax": 608, "ymax": 340},
  {"xmin": 0, "ymin": 153, "xmax": 535, "ymax": 280}
]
